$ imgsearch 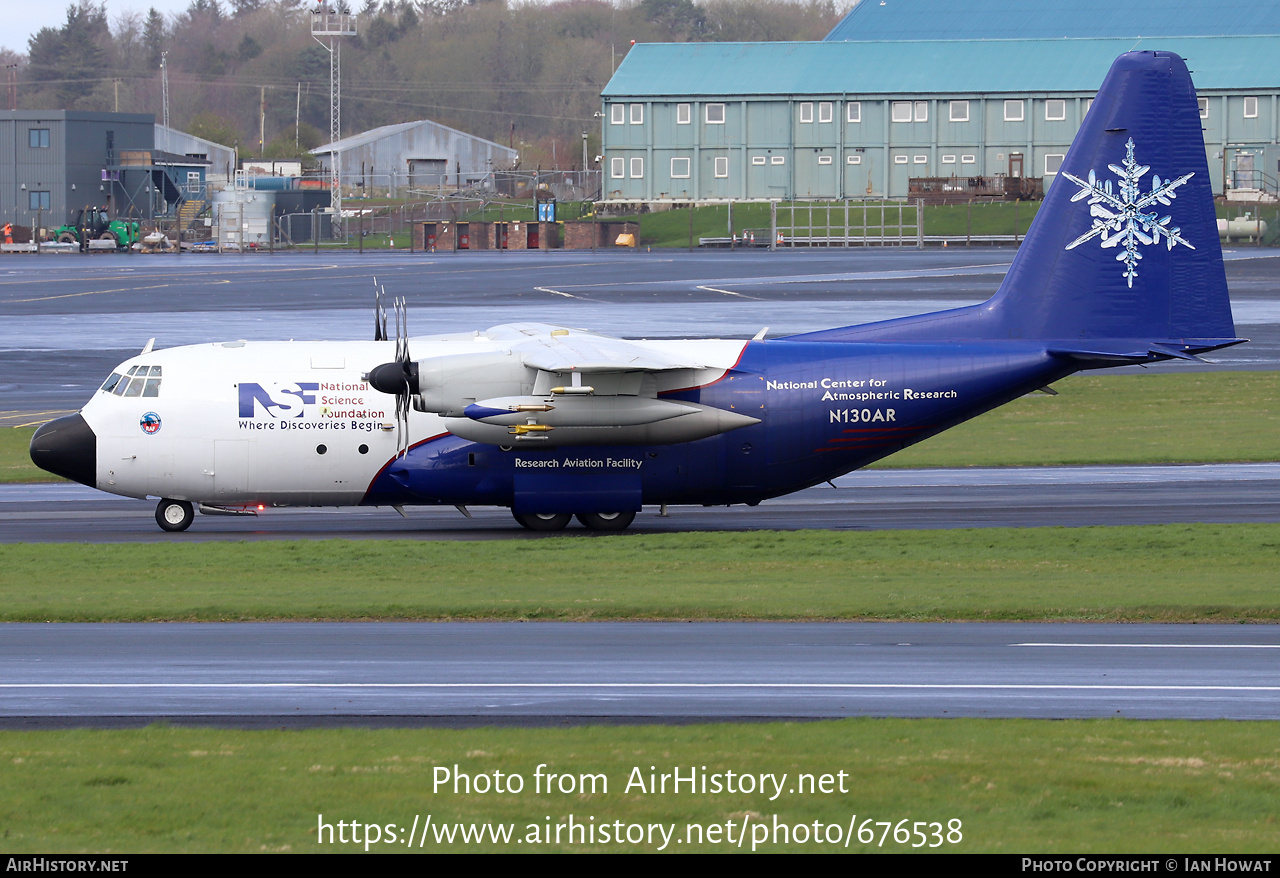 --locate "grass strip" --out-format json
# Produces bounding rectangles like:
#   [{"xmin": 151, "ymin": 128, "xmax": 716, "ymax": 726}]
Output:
[
  {"xmin": 0, "ymin": 719, "xmax": 1276, "ymax": 853},
  {"xmin": 5, "ymin": 372, "xmax": 1277, "ymax": 484},
  {"xmin": 872, "ymin": 370, "xmax": 1280, "ymax": 468},
  {"xmin": 2, "ymin": 524, "xmax": 1279, "ymax": 622}
]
